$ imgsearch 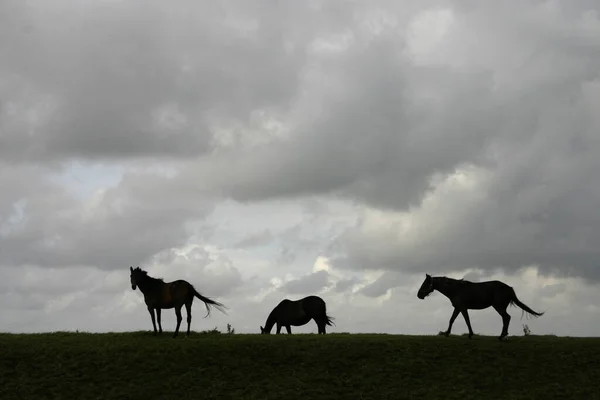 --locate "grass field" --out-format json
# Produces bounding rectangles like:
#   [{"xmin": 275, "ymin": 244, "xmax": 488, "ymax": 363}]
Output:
[{"xmin": 1, "ymin": 331, "xmax": 600, "ymax": 400}]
